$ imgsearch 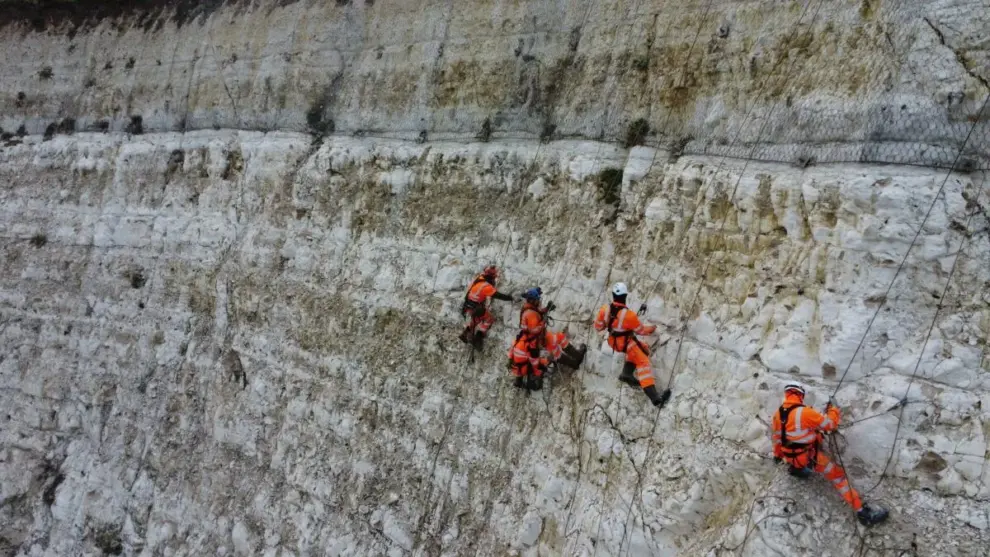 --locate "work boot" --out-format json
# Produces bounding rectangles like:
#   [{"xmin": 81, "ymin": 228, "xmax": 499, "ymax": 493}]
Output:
[
  {"xmin": 643, "ymin": 385, "xmax": 671, "ymax": 407},
  {"xmin": 472, "ymin": 331, "xmax": 485, "ymax": 350},
  {"xmin": 544, "ymin": 362, "xmax": 557, "ymax": 377},
  {"xmin": 458, "ymin": 328, "xmax": 472, "ymax": 344},
  {"xmin": 528, "ymin": 376, "xmax": 543, "ymax": 391},
  {"xmin": 857, "ymin": 504, "xmax": 889, "ymax": 527},
  {"xmin": 556, "ymin": 353, "xmax": 581, "ymax": 370},
  {"xmin": 618, "ymin": 362, "xmax": 639, "ymax": 387},
  {"xmin": 788, "ymin": 465, "xmax": 813, "ymax": 479},
  {"xmin": 513, "ymin": 376, "xmax": 526, "ymax": 389},
  {"xmin": 562, "ymin": 344, "xmax": 587, "ymax": 366}
]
